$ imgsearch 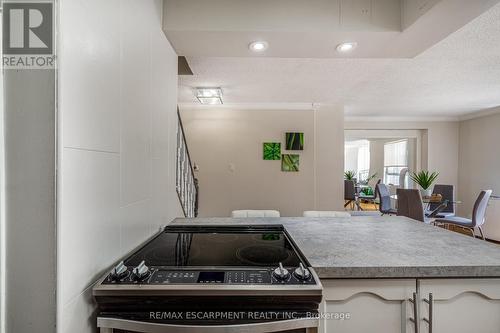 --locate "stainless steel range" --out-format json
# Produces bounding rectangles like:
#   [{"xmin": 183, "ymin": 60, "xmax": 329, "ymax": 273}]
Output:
[{"xmin": 93, "ymin": 225, "xmax": 322, "ymax": 333}]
